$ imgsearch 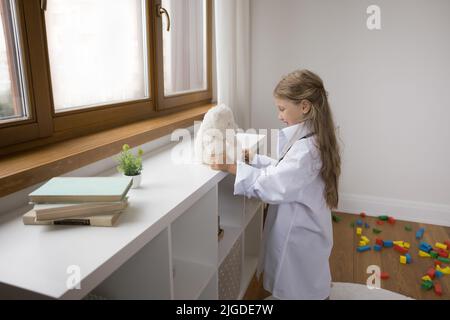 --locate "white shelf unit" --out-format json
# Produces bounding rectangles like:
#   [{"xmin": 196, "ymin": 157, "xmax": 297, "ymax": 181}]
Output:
[
  {"xmin": 240, "ymin": 205, "xmax": 263, "ymax": 299},
  {"xmin": 0, "ymin": 134, "xmax": 266, "ymax": 300},
  {"xmin": 171, "ymin": 186, "xmax": 218, "ymax": 300},
  {"xmin": 91, "ymin": 178, "xmax": 264, "ymax": 301},
  {"xmin": 217, "ymin": 175, "xmax": 264, "ymax": 300},
  {"xmin": 91, "ymin": 186, "xmax": 219, "ymax": 300},
  {"xmin": 92, "ymin": 228, "xmax": 172, "ymax": 300}
]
